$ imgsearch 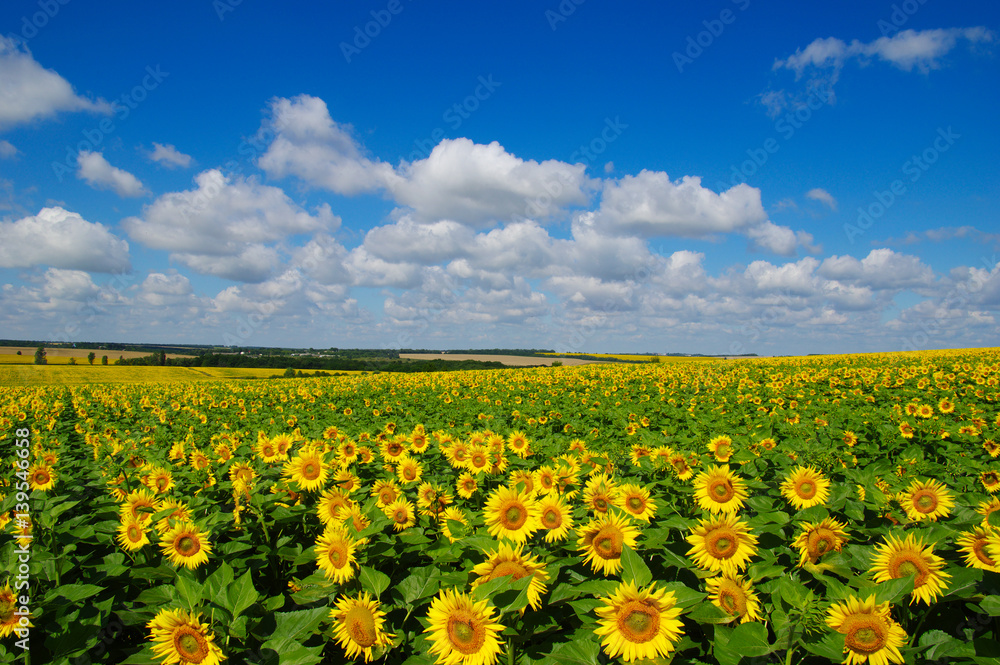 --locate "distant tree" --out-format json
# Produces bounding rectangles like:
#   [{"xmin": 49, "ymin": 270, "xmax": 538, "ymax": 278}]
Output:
[
  {"xmin": 87, "ymin": 351, "xmax": 96, "ymax": 365},
  {"xmin": 68, "ymin": 357, "xmax": 76, "ymax": 365},
  {"xmin": 33, "ymin": 345, "xmax": 46, "ymax": 365},
  {"xmin": 101, "ymin": 355, "xmax": 108, "ymax": 365},
  {"xmin": 159, "ymin": 351, "xmax": 167, "ymax": 366},
  {"xmin": 283, "ymin": 367, "xmax": 296, "ymax": 378},
  {"xmin": 15, "ymin": 350, "xmax": 21, "ymax": 356},
  {"xmin": 551, "ymin": 360, "xmax": 563, "ymax": 367}
]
